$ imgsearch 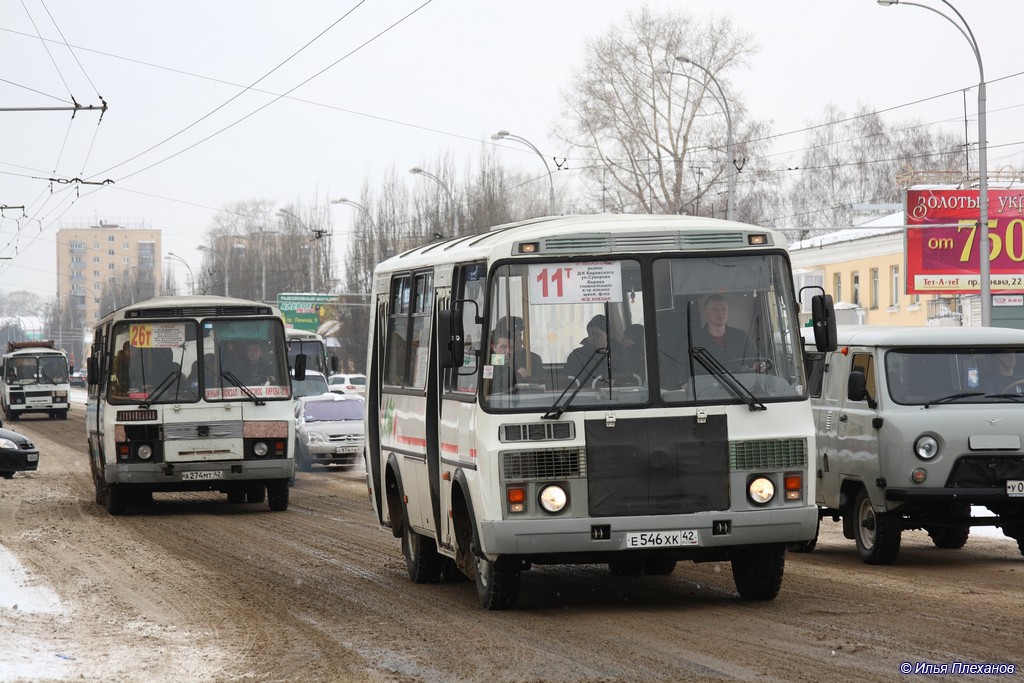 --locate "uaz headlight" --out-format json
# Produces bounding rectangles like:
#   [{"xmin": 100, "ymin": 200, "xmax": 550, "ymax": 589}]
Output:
[{"xmin": 914, "ymin": 435, "xmax": 939, "ymax": 460}]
